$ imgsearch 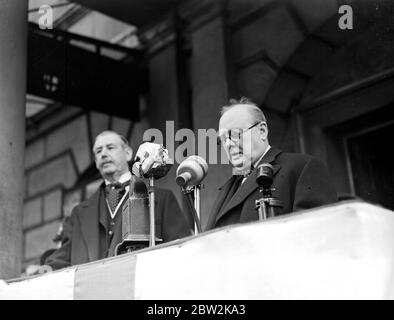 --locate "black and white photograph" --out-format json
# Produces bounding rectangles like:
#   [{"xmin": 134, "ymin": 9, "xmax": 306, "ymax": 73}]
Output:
[{"xmin": 0, "ymin": 0, "xmax": 393, "ymax": 303}]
